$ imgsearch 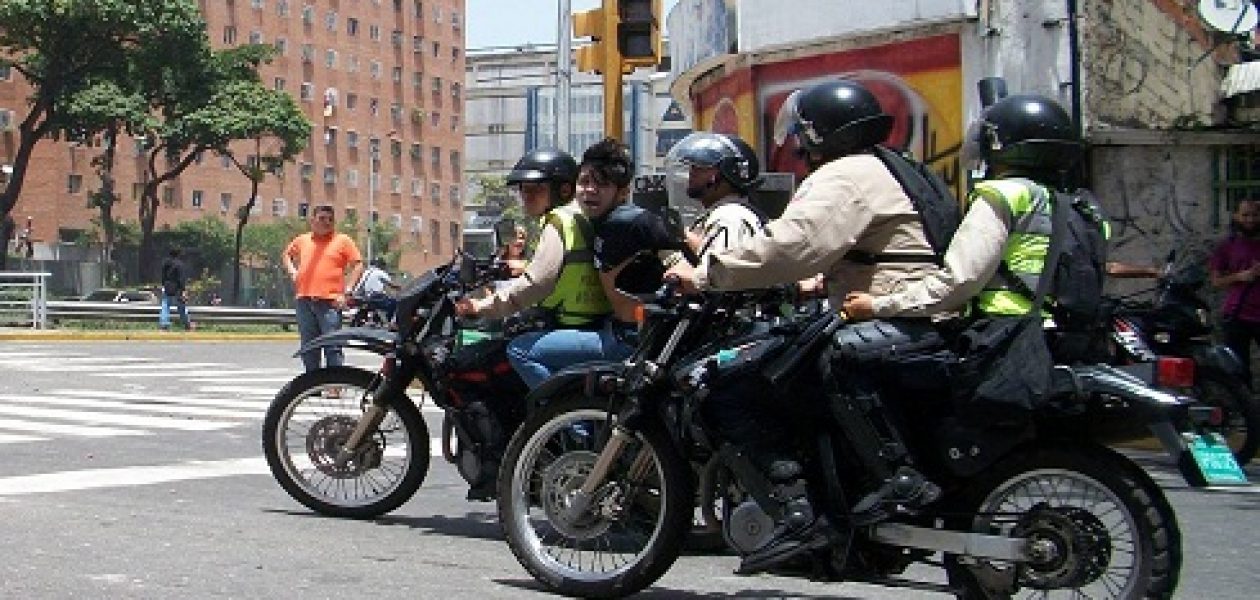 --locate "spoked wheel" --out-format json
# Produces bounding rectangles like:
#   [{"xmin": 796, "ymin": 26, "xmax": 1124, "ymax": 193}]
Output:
[
  {"xmin": 496, "ymin": 396, "xmax": 693, "ymax": 599},
  {"xmin": 945, "ymin": 445, "xmax": 1181, "ymax": 599},
  {"xmin": 262, "ymin": 366, "xmax": 430, "ymax": 518},
  {"xmin": 1193, "ymin": 368, "xmax": 1259, "ymax": 465}
]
